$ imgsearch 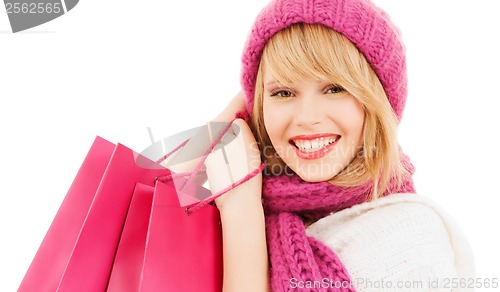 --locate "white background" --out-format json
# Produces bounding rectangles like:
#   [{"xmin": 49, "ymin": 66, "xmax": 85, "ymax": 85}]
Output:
[{"xmin": 1, "ymin": 0, "xmax": 499, "ymax": 291}]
